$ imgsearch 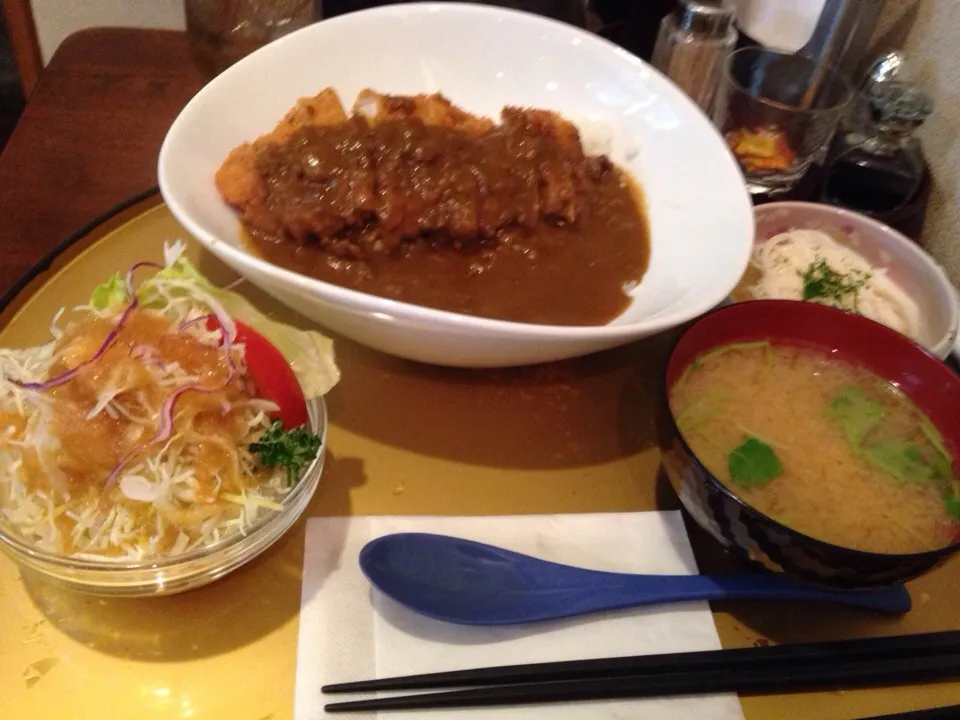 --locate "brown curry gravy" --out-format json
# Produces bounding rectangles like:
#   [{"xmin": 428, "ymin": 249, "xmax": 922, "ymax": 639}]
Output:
[
  {"xmin": 239, "ymin": 115, "xmax": 650, "ymax": 326},
  {"xmin": 246, "ymin": 178, "xmax": 648, "ymax": 325}
]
